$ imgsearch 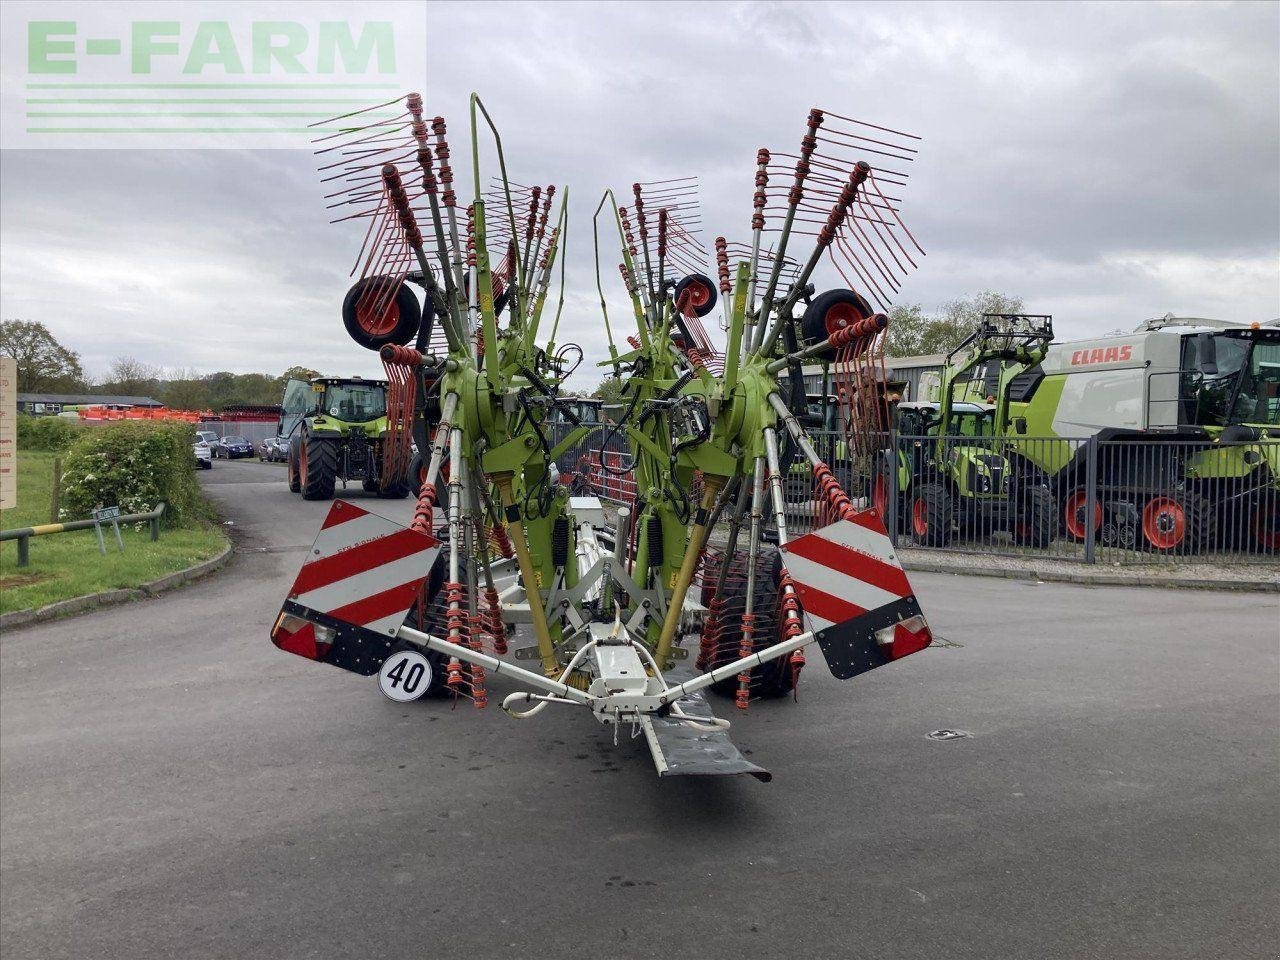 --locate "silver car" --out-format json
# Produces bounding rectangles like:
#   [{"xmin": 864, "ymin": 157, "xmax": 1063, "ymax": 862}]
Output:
[
  {"xmin": 259, "ymin": 436, "xmax": 290, "ymax": 462},
  {"xmin": 193, "ymin": 439, "xmax": 213, "ymax": 469}
]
